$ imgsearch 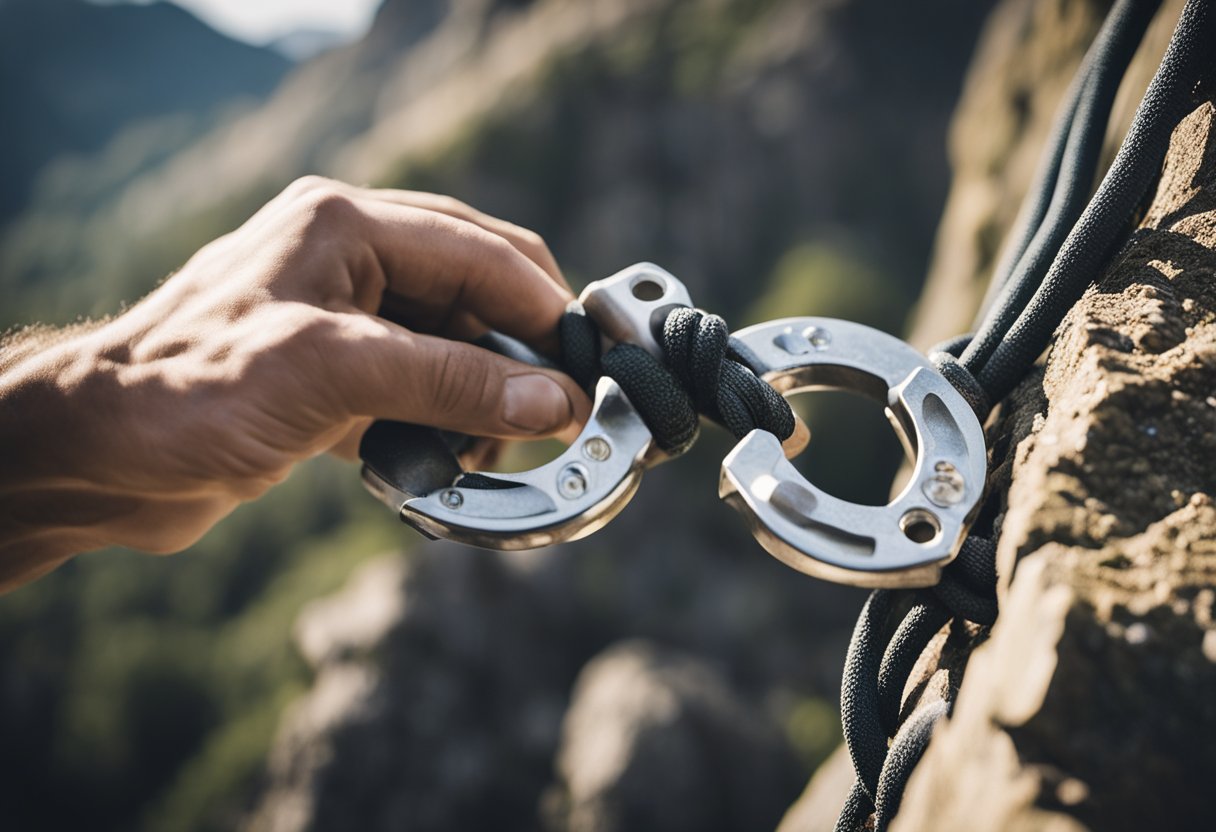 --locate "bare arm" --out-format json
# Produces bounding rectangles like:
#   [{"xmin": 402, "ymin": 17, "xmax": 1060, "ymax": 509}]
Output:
[{"xmin": 0, "ymin": 177, "xmax": 590, "ymax": 591}]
